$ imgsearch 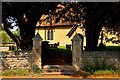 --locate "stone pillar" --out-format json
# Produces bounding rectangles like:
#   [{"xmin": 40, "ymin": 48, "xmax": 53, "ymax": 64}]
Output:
[
  {"xmin": 32, "ymin": 33, "xmax": 43, "ymax": 69},
  {"xmin": 71, "ymin": 34, "xmax": 83, "ymax": 71}
]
